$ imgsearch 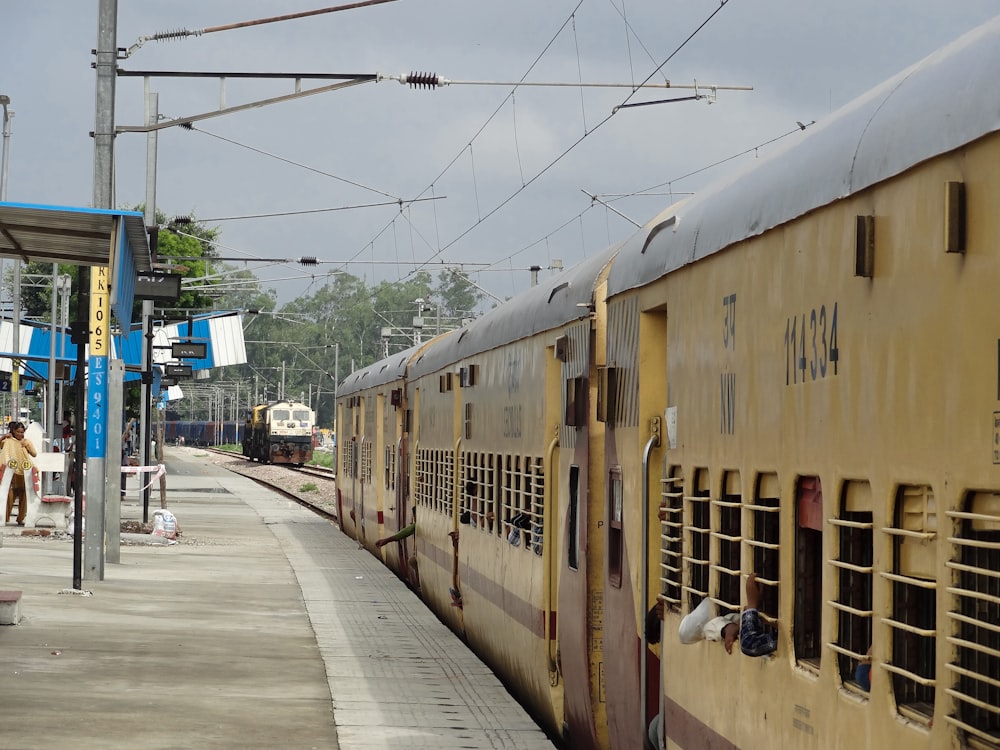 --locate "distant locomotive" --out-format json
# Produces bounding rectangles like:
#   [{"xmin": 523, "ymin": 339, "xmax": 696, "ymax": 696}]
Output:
[
  {"xmin": 336, "ymin": 20, "xmax": 1000, "ymax": 750},
  {"xmin": 242, "ymin": 400, "xmax": 315, "ymax": 465}
]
